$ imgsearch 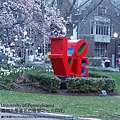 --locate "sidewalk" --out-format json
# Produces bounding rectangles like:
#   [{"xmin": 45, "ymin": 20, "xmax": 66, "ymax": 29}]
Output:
[
  {"xmin": 0, "ymin": 107, "xmax": 102, "ymax": 120},
  {"xmin": 0, "ymin": 113, "xmax": 102, "ymax": 120}
]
